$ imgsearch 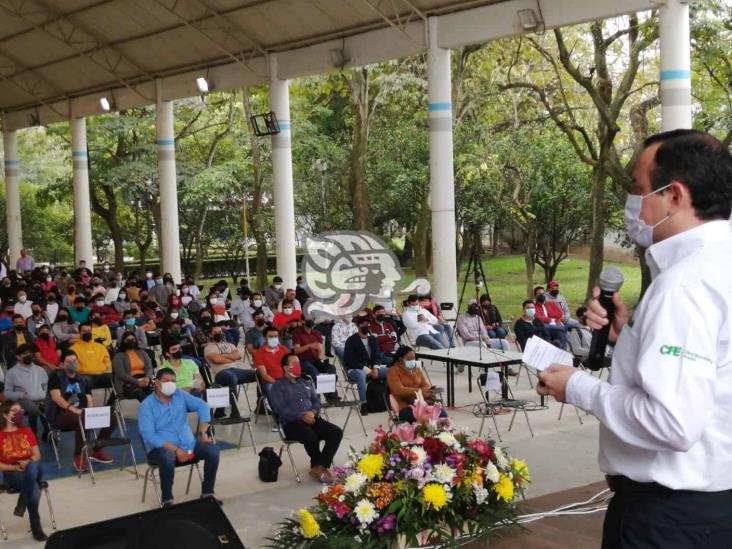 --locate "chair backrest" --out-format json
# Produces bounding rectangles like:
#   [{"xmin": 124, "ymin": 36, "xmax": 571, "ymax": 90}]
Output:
[{"xmin": 476, "ymin": 372, "xmax": 501, "ymax": 404}]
